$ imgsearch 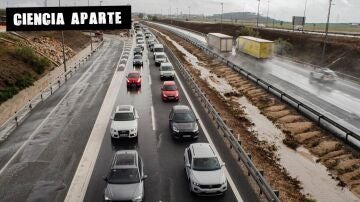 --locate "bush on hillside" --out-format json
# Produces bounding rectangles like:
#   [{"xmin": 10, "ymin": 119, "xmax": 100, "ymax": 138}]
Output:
[{"xmin": 13, "ymin": 47, "xmax": 50, "ymax": 74}]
